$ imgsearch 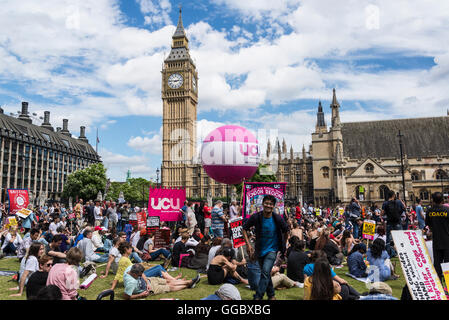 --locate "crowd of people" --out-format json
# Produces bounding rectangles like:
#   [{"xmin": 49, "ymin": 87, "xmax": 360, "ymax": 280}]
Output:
[{"xmin": 0, "ymin": 189, "xmax": 447, "ymax": 301}]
